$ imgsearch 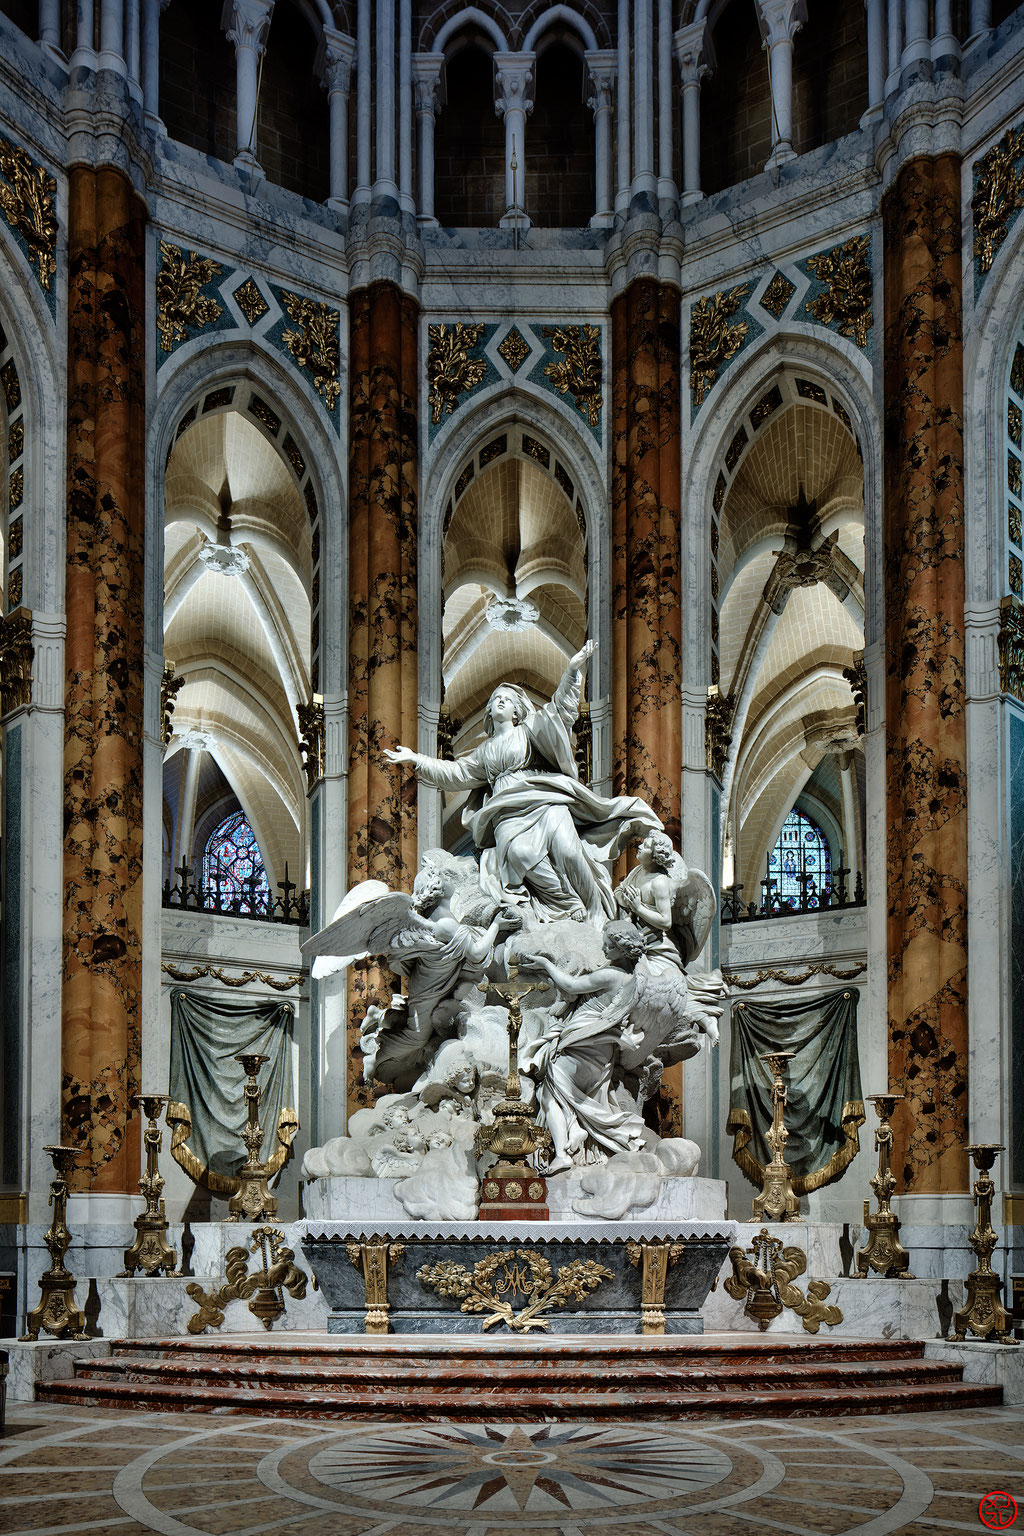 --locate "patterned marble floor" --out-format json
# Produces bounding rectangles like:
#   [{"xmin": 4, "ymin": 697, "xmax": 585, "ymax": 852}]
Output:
[{"xmin": 1, "ymin": 1403, "xmax": 1021, "ymax": 1536}]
